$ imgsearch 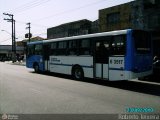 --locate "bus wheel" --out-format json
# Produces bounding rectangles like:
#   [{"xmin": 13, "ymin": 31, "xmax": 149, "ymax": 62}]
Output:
[
  {"xmin": 34, "ymin": 63, "xmax": 39, "ymax": 73},
  {"xmin": 72, "ymin": 66, "xmax": 84, "ymax": 80}
]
